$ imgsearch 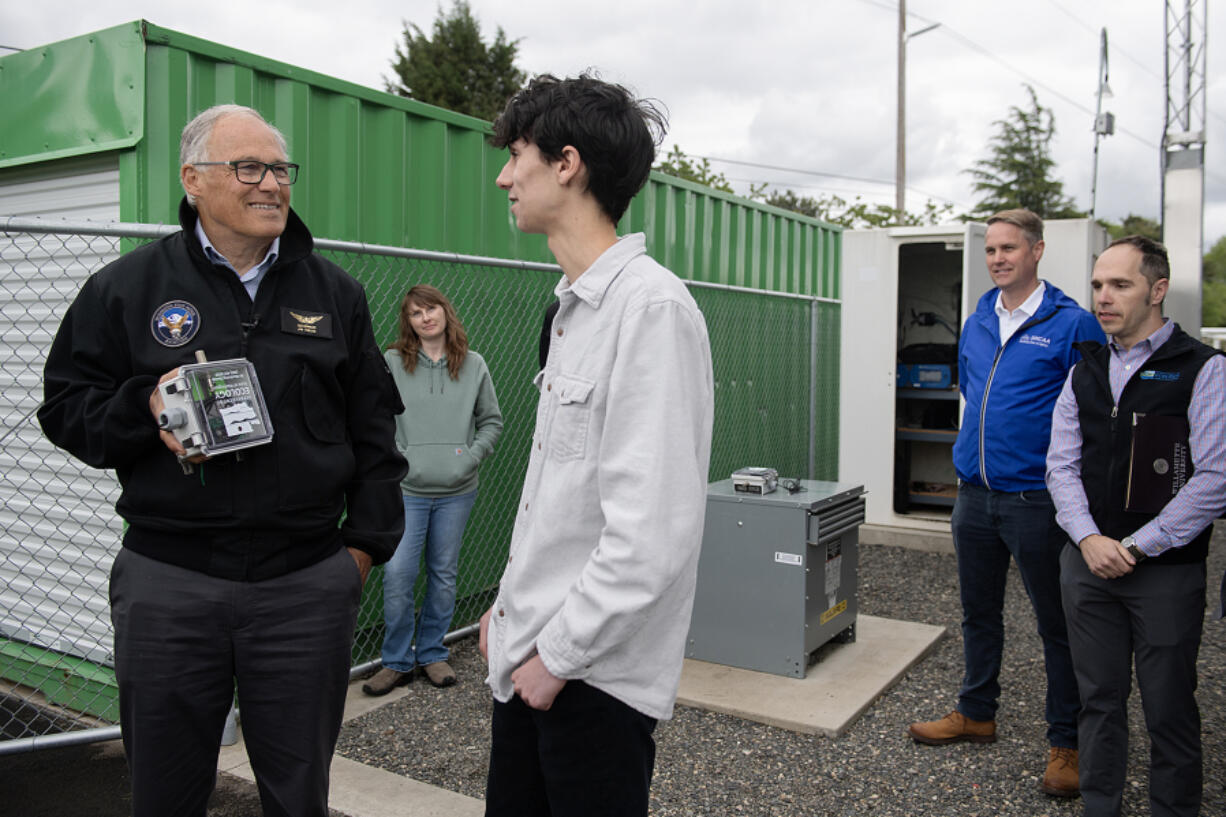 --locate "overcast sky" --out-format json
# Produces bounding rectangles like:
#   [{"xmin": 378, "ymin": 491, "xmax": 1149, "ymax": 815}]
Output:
[{"xmin": 4, "ymin": 0, "xmax": 1224, "ymax": 248}]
